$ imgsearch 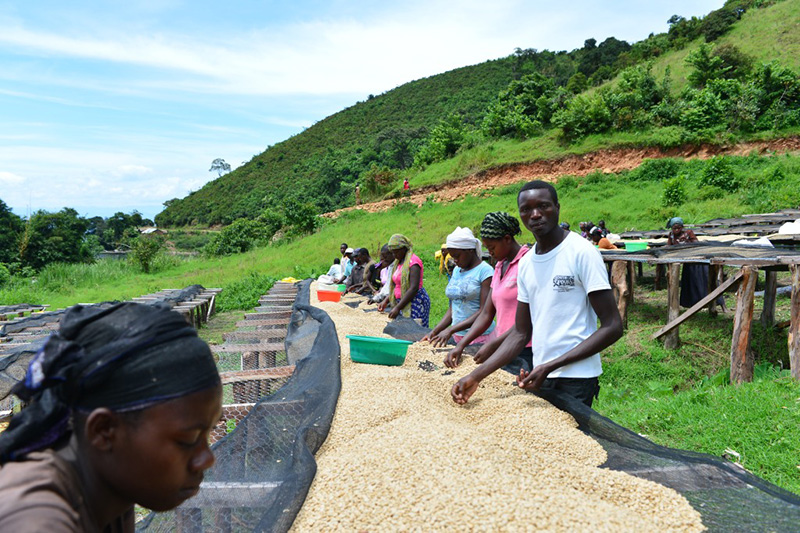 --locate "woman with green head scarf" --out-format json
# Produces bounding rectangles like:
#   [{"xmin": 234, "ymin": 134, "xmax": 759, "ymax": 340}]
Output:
[{"xmin": 377, "ymin": 234, "xmax": 430, "ymax": 327}]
